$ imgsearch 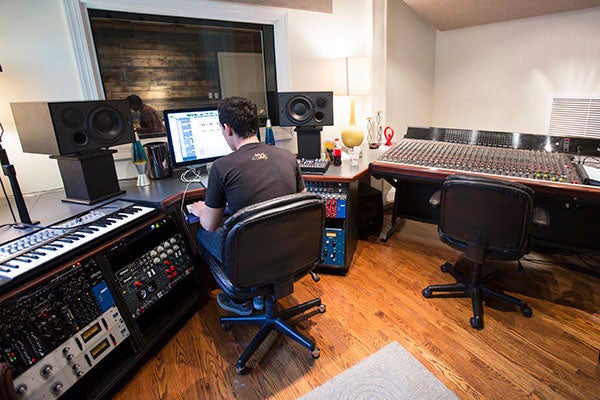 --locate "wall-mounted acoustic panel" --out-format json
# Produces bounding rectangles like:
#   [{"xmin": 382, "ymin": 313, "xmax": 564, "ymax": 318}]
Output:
[
  {"xmin": 277, "ymin": 92, "xmax": 334, "ymax": 127},
  {"xmin": 11, "ymin": 100, "xmax": 134, "ymax": 156}
]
